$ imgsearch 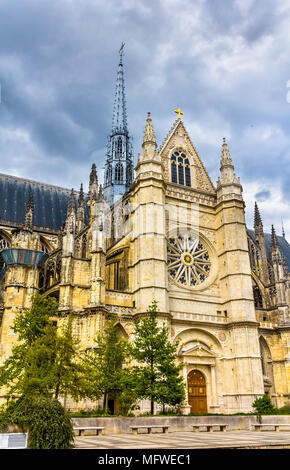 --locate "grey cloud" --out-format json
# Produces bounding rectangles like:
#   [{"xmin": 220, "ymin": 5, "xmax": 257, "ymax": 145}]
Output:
[
  {"xmin": 0, "ymin": 0, "xmax": 289, "ymax": 233},
  {"xmin": 255, "ymin": 190, "xmax": 271, "ymax": 202}
]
